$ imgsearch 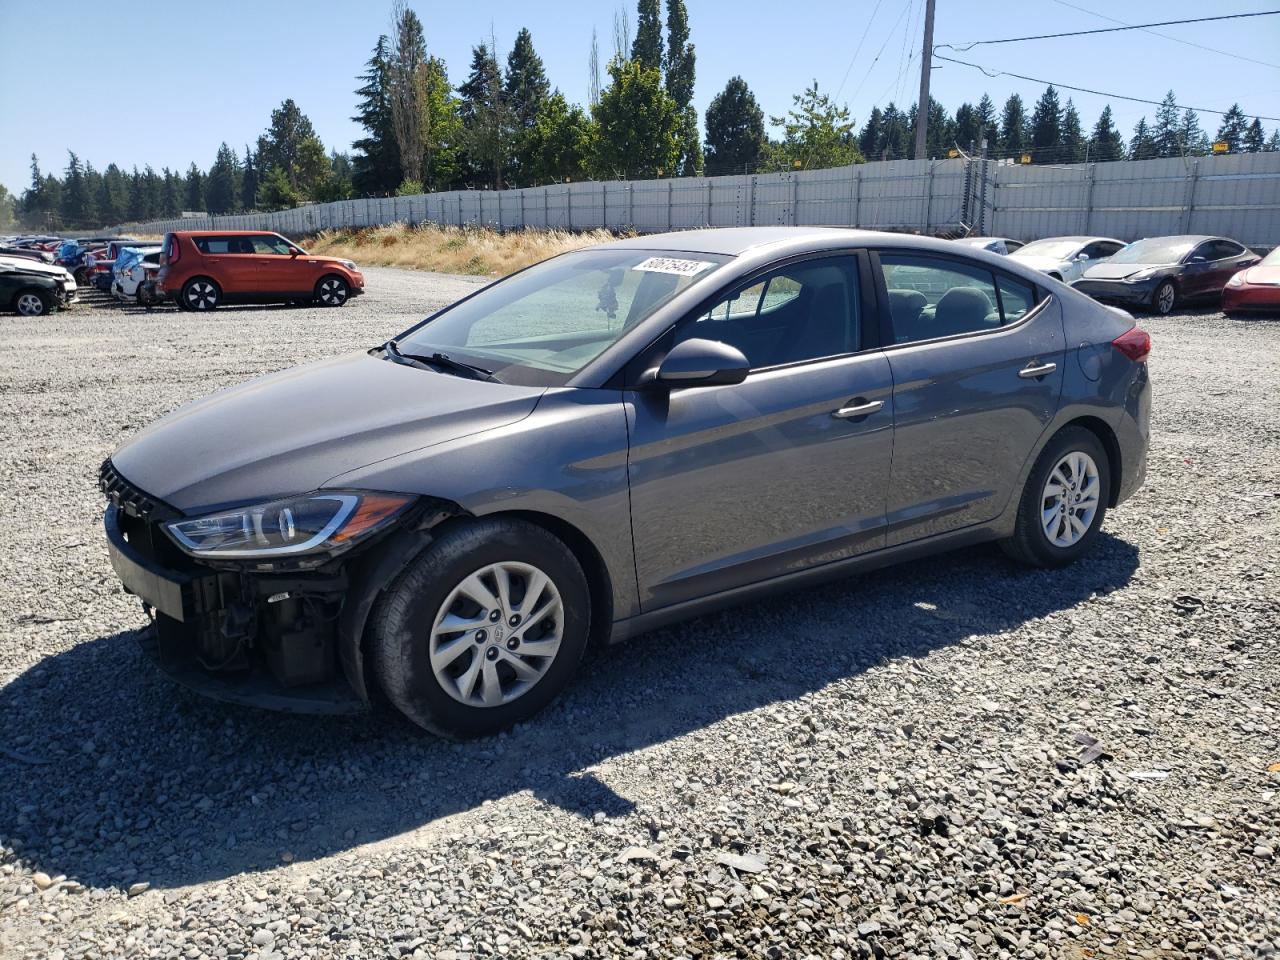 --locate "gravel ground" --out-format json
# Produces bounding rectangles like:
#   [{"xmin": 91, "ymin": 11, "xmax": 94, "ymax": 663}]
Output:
[{"xmin": 1, "ymin": 269, "xmax": 1277, "ymax": 959}]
